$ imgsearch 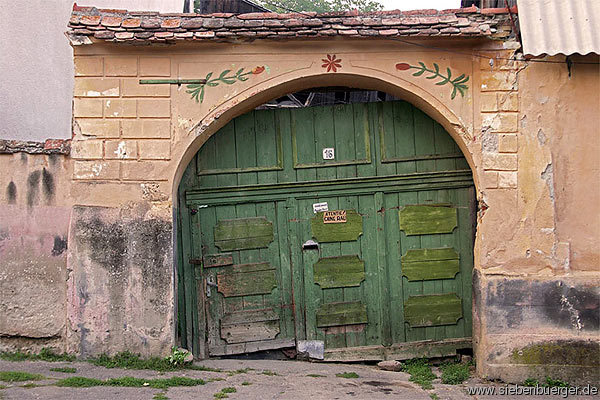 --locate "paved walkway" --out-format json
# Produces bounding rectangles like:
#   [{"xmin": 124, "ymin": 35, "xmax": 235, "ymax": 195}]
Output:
[{"xmin": 0, "ymin": 359, "xmax": 597, "ymax": 399}]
